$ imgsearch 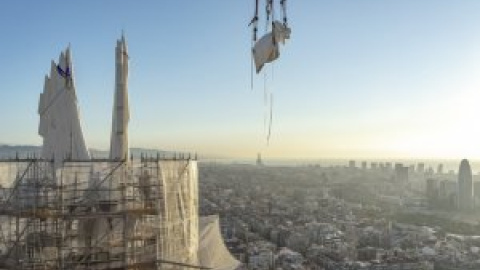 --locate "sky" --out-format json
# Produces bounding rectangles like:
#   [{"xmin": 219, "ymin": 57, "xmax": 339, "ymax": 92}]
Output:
[{"xmin": 2, "ymin": 1, "xmax": 480, "ymax": 159}]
